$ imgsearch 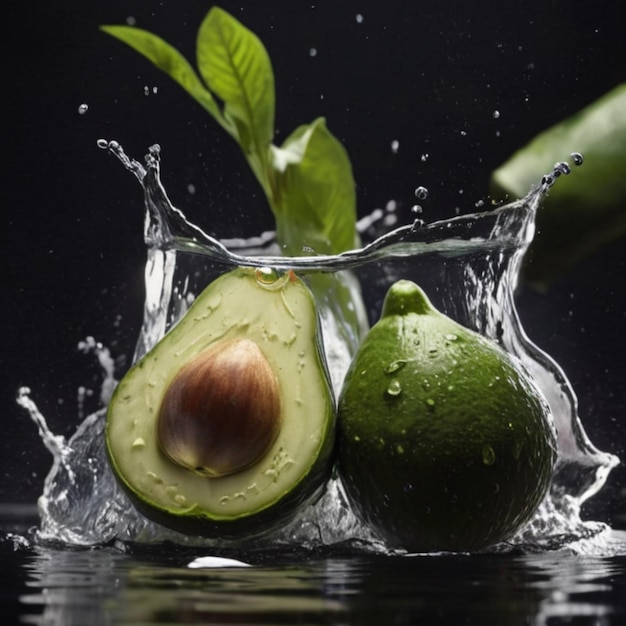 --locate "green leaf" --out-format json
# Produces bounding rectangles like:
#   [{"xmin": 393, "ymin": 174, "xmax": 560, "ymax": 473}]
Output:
[
  {"xmin": 100, "ymin": 25, "xmax": 233, "ymax": 137},
  {"xmin": 196, "ymin": 7, "xmax": 275, "ymax": 190},
  {"xmin": 490, "ymin": 83, "xmax": 626, "ymax": 288},
  {"xmin": 270, "ymin": 118, "xmax": 358, "ymax": 255}
]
